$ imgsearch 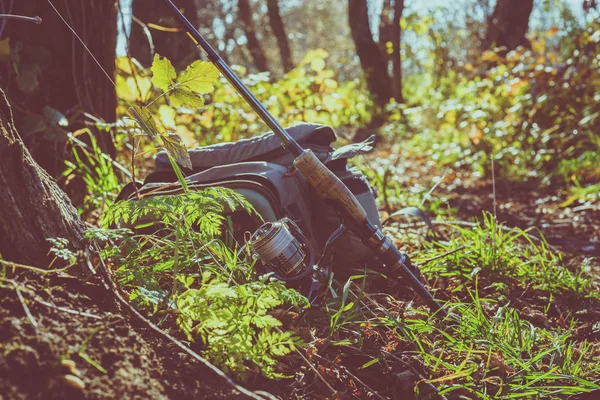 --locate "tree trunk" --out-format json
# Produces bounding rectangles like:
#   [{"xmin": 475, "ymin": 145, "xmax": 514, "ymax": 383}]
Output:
[
  {"xmin": 379, "ymin": 0, "xmax": 393, "ymax": 63},
  {"xmin": 238, "ymin": 0, "xmax": 270, "ymax": 72},
  {"xmin": 348, "ymin": 0, "xmax": 391, "ymax": 108},
  {"xmin": 484, "ymin": 0, "xmax": 534, "ymax": 51},
  {"xmin": 2, "ymin": 1, "xmax": 116, "ymax": 178},
  {"xmin": 0, "ymin": 90, "xmax": 85, "ymax": 267},
  {"xmin": 391, "ymin": 0, "xmax": 404, "ymax": 103},
  {"xmin": 129, "ymin": 0, "xmax": 200, "ymax": 68},
  {"xmin": 266, "ymin": 0, "xmax": 293, "ymax": 73}
]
